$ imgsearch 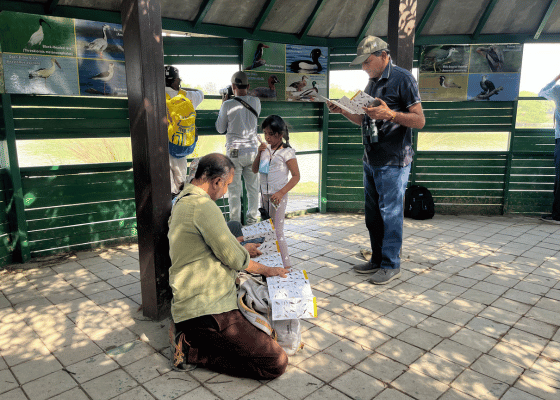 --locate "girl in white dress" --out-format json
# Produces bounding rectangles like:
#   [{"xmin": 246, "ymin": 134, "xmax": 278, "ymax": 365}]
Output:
[{"xmin": 252, "ymin": 115, "xmax": 300, "ymax": 268}]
